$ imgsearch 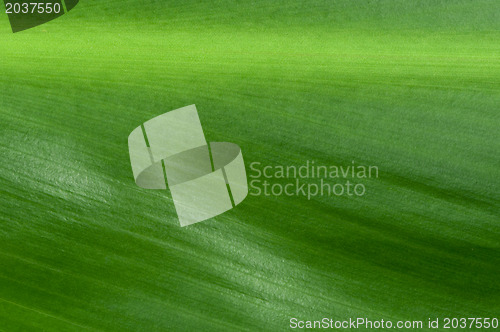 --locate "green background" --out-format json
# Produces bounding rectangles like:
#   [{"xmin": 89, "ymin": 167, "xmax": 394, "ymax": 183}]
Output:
[{"xmin": 1, "ymin": 0, "xmax": 499, "ymax": 330}]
